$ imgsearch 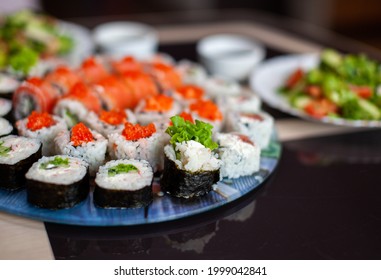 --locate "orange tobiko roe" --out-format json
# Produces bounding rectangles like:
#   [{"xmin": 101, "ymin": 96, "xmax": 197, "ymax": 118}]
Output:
[
  {"xmin": 122, "ymin": 122, "xmax": 156, "ymax": 141},
  {"xmin": 144, "ymin": 94, "xmax": 173, "ymax": 112},
  {"xmin": 99, "ymin": 110, "xmax": 127, "ymax": 125},
  {"xmin": 176, "ymin": 85, "xmax": 204, "ymax": 100},
  {"xmin": 71, "ymin": 122, "xmax": 94, "ymax": 146},
  {"xmin": 26, "ymin": 111, "xmax": 56, "ymax": 131},
  {"xmin": 189, "ymin": 99, "xmax": 223, "ymax": 121}
]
